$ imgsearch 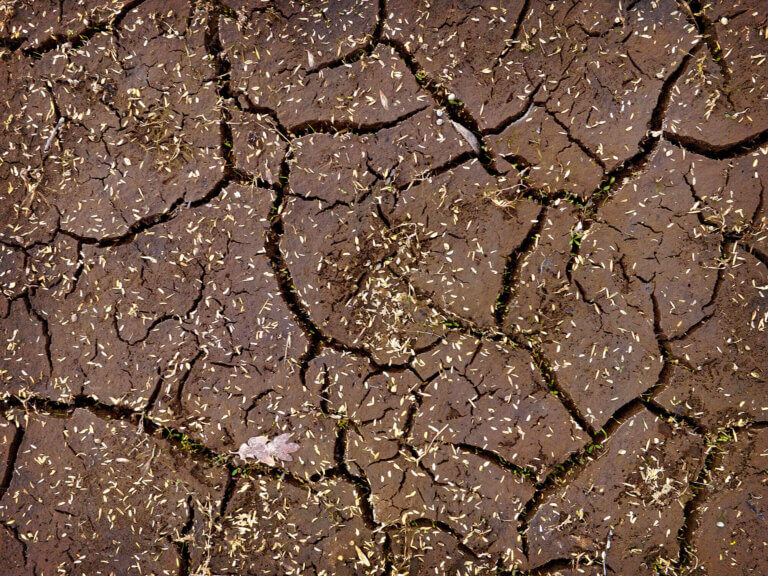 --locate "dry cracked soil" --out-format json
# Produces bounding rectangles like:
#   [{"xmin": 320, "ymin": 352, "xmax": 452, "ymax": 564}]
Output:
[{"xmin": 1, "ymin": 0, "xmax": 768, "ymax": 575}]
